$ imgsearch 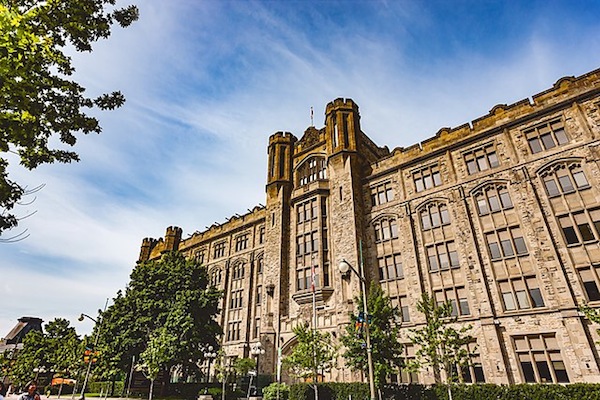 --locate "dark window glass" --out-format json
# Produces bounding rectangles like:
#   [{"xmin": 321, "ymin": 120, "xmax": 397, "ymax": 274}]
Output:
[
  {"xmin": 578, "ymin": 222, "xmax": 595, "ymax": 242},
  {"xmin": 563, "ymin": 226, "xmax": 579, "ymax": 244},
  {"xmin": 521, "ymin": 361, "xmax": 536, "ymax": 383},
  {"xmin": 474, "ymin": 365, "xmax": 485, "ymax": 382},
  {"xmin": 553, "ymin": 360, "xmax": 570, "ymax": 383},
  {"xmin": 584, "ymin": 281, "xmax": 600, "ymax": 301},
  {"xmin": 536, "ymin": 359, "xmax": 552, "ymax": 383},
  {"xmin": 530, "ymin": 288, "xmax": 545, "ymax": 308}
]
